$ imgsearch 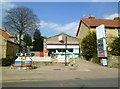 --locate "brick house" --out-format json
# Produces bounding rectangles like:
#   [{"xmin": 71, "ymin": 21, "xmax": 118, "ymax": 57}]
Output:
[
  {"xmin": 0, "ymin": 28, "xmax": 19, "ymax": 59},
  {"xmin": 76, "ymin": 16, "xmax": 120, "ymax": 50}
]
